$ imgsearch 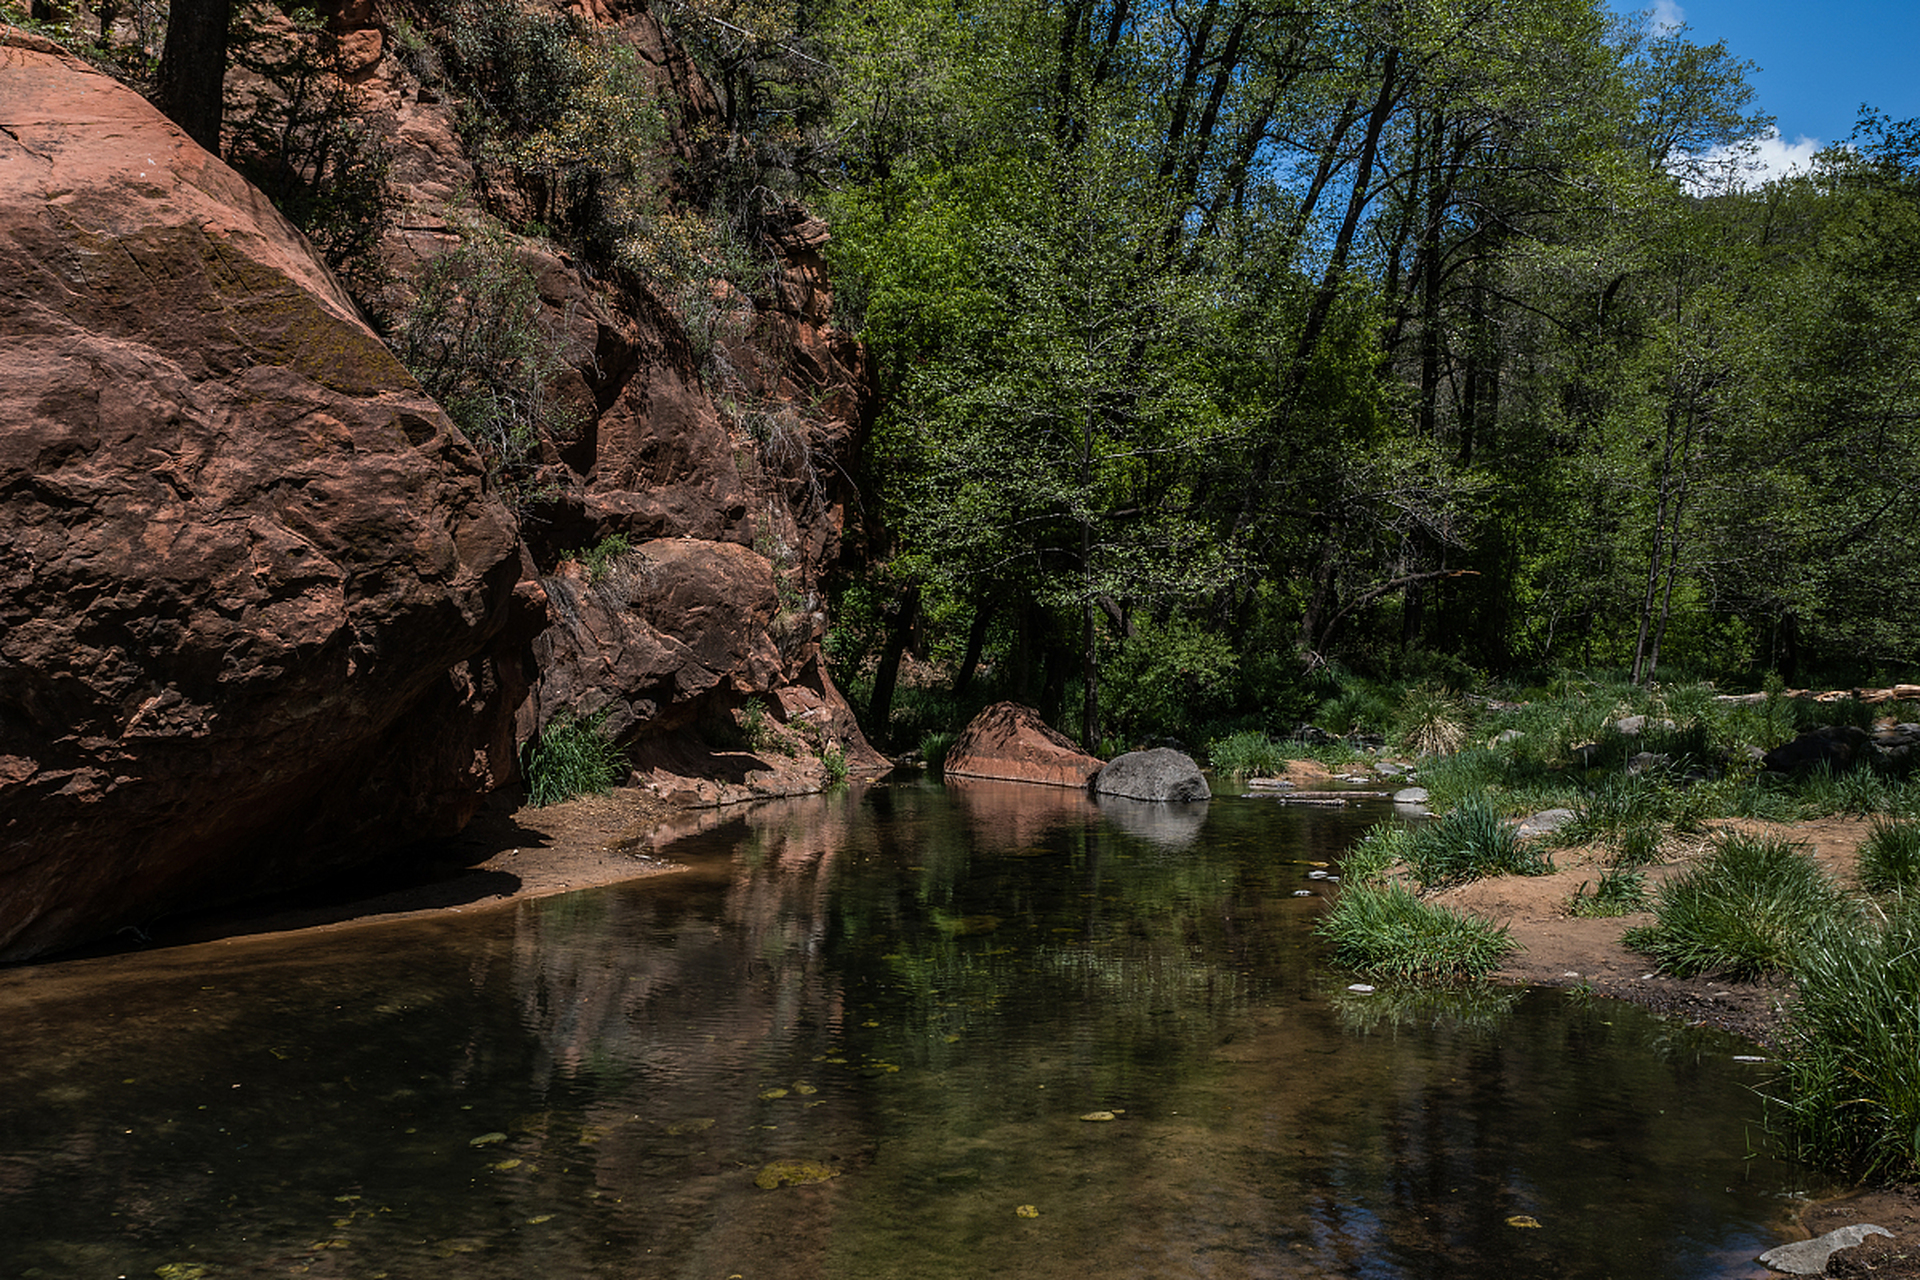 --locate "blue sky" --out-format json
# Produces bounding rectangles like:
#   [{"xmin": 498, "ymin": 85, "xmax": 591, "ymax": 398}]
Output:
[{"xmin": 1608, "ymin": 0, "xmax": 1920, "ymax": 177}]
